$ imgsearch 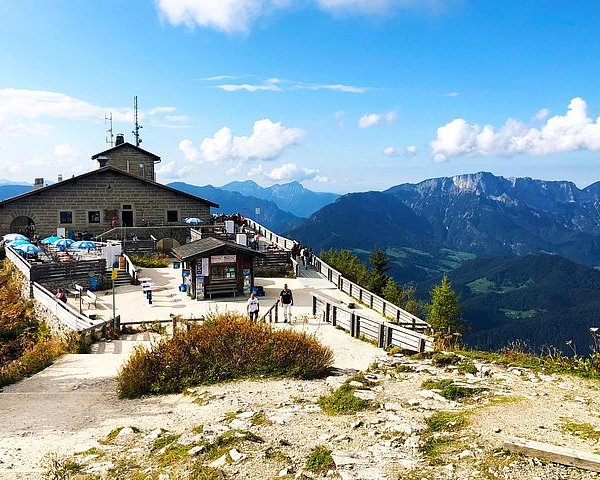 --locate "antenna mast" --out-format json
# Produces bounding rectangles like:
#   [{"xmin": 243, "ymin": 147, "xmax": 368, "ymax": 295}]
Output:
[
  {"xmin": 132, "ymin": 96, "xmax": 143, "ymax": 147},
  {"xmin": 105, "ymin": 113, "xmax": 114, "ymax": 146}
]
